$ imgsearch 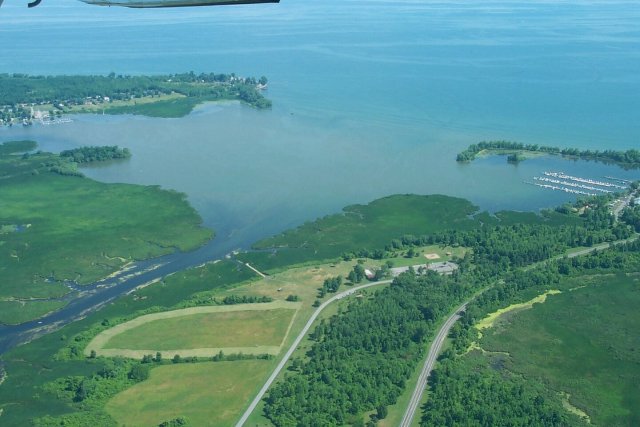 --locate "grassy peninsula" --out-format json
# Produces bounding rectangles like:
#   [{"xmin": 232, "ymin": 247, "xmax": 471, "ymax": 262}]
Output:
[
  {"xmin": 0, "ymin": 72, "xmax": 271, "ymax": 124},
  {"xmin": 239, "ymin": 195, "xmax": 482, "ymax": 272},
  {"xmin": 0, "ymin": 140, "xmax": 212, "ymax": 324},
  {"xmin": 456, "ymin": 140, "xmax": 640, "ymax": 169}
]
